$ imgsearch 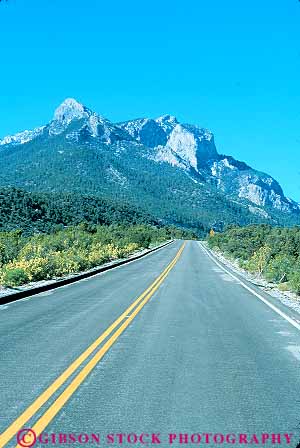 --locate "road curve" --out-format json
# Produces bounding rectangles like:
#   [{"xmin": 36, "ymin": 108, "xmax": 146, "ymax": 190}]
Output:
[{"xmin": 1, "ymin": 240, "xmax": 300, "ymax": 447}]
